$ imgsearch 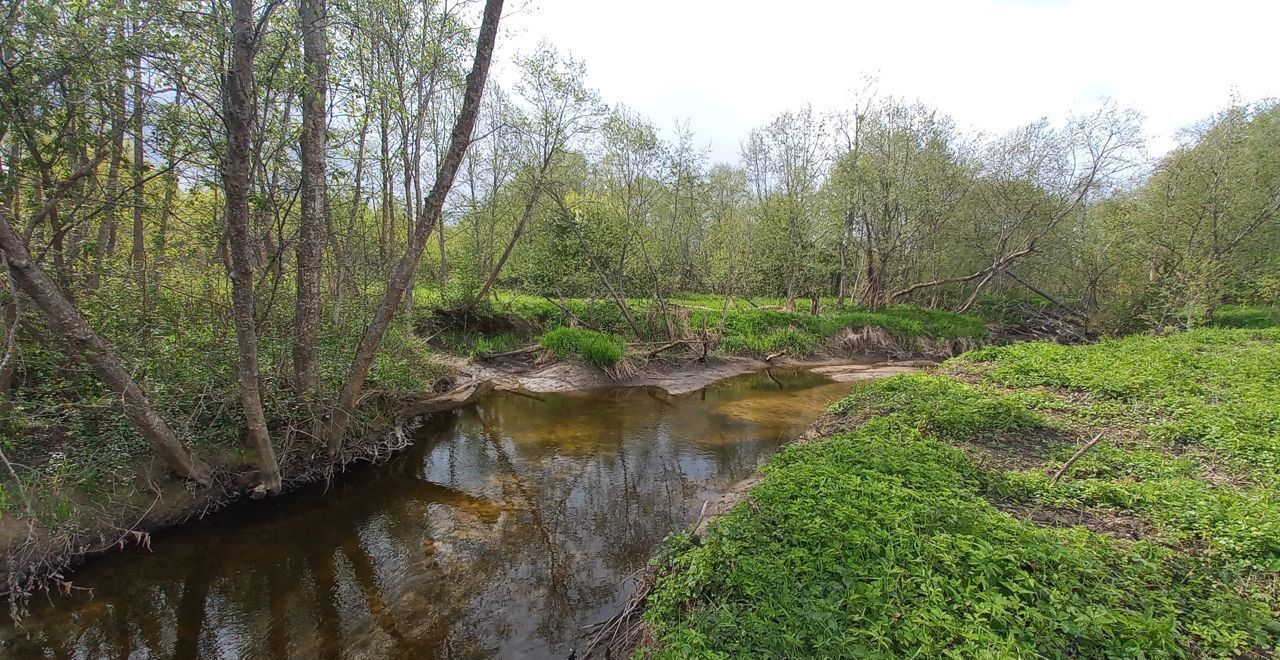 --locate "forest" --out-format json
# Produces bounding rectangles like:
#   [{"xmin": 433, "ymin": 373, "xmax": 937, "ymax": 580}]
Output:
[{"xmin": 1, "ymin": 0, "xmax": 1279, "ymax": 655}]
